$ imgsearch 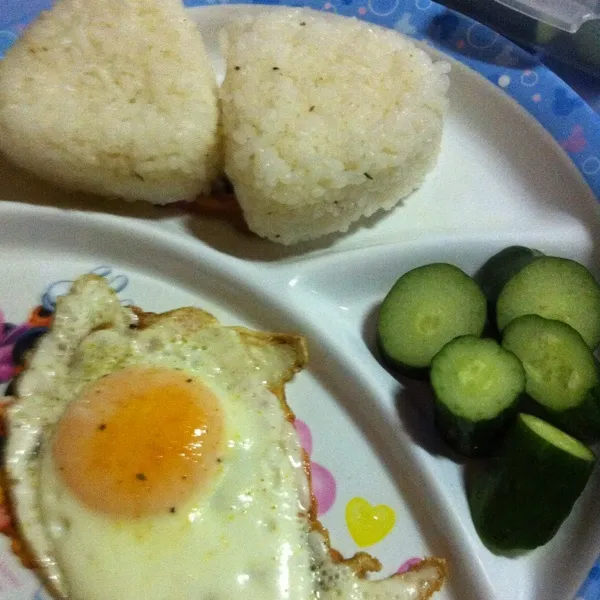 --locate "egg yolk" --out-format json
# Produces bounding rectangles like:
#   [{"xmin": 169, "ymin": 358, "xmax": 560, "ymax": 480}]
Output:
[{"xmin": 53, "ymin": 366, "xmax": 224, "ymax": 518}]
